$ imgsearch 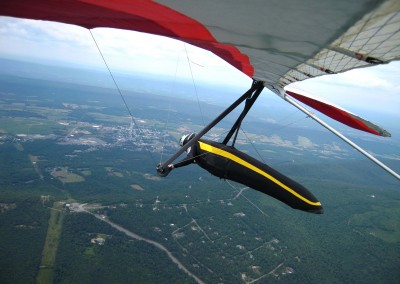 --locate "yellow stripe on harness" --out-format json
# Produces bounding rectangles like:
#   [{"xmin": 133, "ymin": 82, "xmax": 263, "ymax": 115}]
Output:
[{"xmin": 199, "ymin": 141, "xmax": 321, "ymax": 206}]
